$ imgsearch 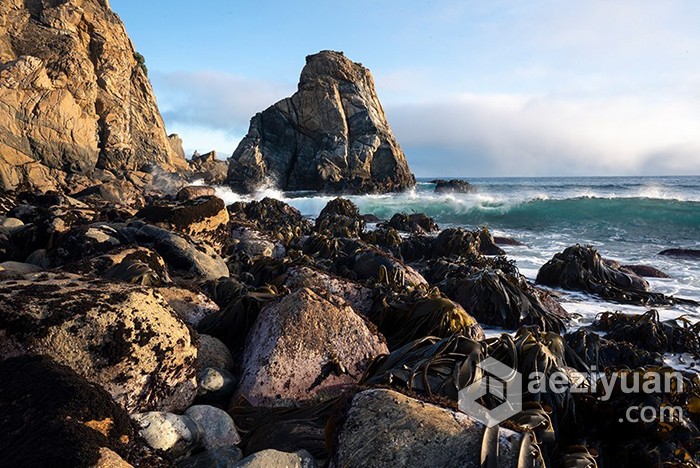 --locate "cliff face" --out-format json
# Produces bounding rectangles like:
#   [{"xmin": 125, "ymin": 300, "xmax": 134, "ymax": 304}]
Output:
[
  {"xmin": 0, "ymin": 0, "xmax": 187, "ymax": 191},
  {"xmin": 227, "ymin": 50, "xmax": 415, "ymax": 194}
]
